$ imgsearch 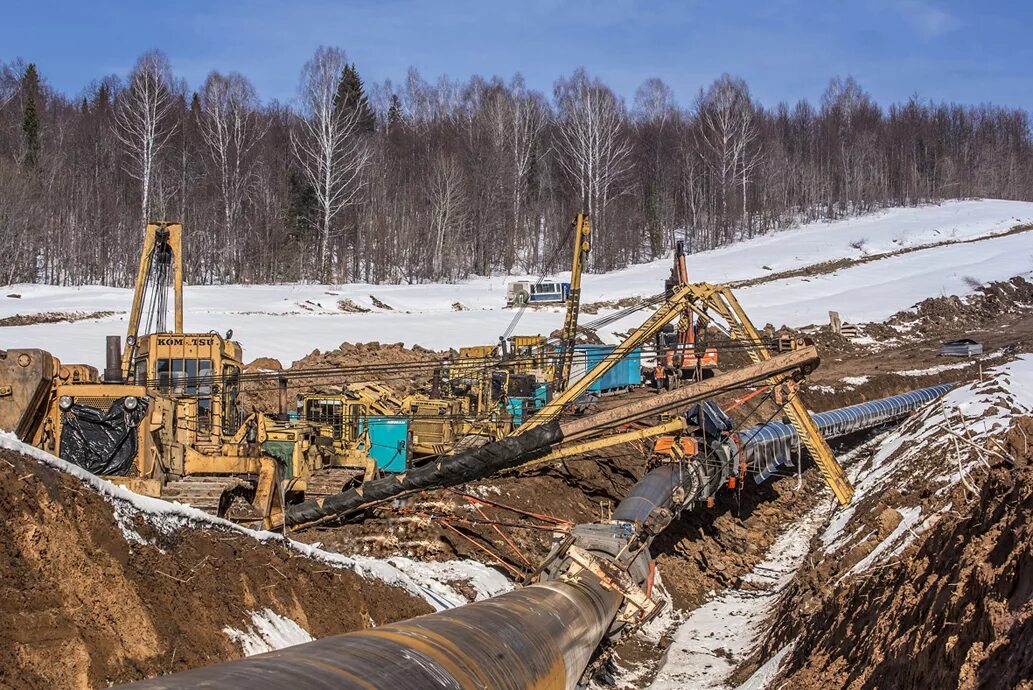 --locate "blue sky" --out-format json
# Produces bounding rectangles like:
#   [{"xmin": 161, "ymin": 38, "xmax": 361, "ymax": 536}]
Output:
[{"xmin": 3, "ymin": 0, "xmax": 1031, "ymax": 110}]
